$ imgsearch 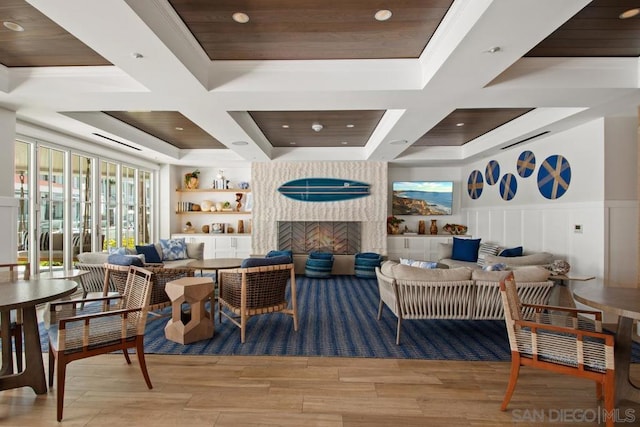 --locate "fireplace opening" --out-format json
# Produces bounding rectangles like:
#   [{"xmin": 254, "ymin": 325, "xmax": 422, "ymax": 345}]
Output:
[{"xmin": 277, "ymin": 221, "xmax": 361, "ymax": 255}]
